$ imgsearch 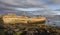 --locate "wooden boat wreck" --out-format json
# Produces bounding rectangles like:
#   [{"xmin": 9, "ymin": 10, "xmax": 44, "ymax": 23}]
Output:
[{"xmin": 2, "ymin": 13, "xmax": 46, "ymax": 24}]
